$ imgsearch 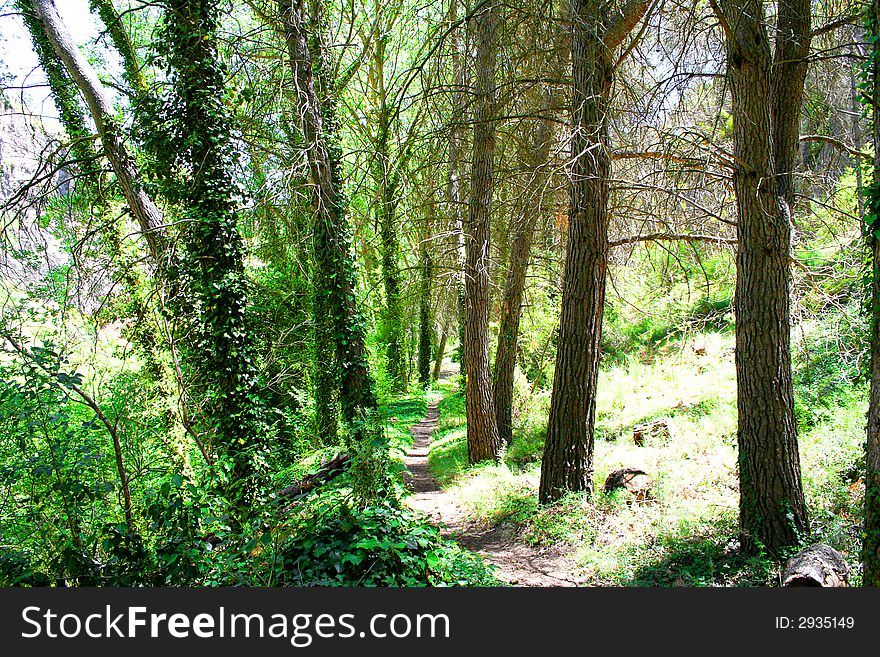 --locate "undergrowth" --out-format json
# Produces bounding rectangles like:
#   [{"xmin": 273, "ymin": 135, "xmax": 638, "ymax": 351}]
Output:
[{"xmin": 427, "ymin": 322, "xmax": 865, "ymax": 587}]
